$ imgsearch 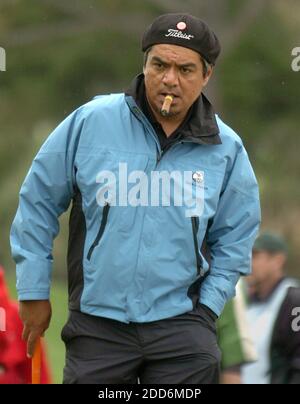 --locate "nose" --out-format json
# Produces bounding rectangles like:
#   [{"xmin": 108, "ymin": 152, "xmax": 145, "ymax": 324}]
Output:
[{"xmin": 162, "ymin": 67, "xmax": 179, "ymax": 87}]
